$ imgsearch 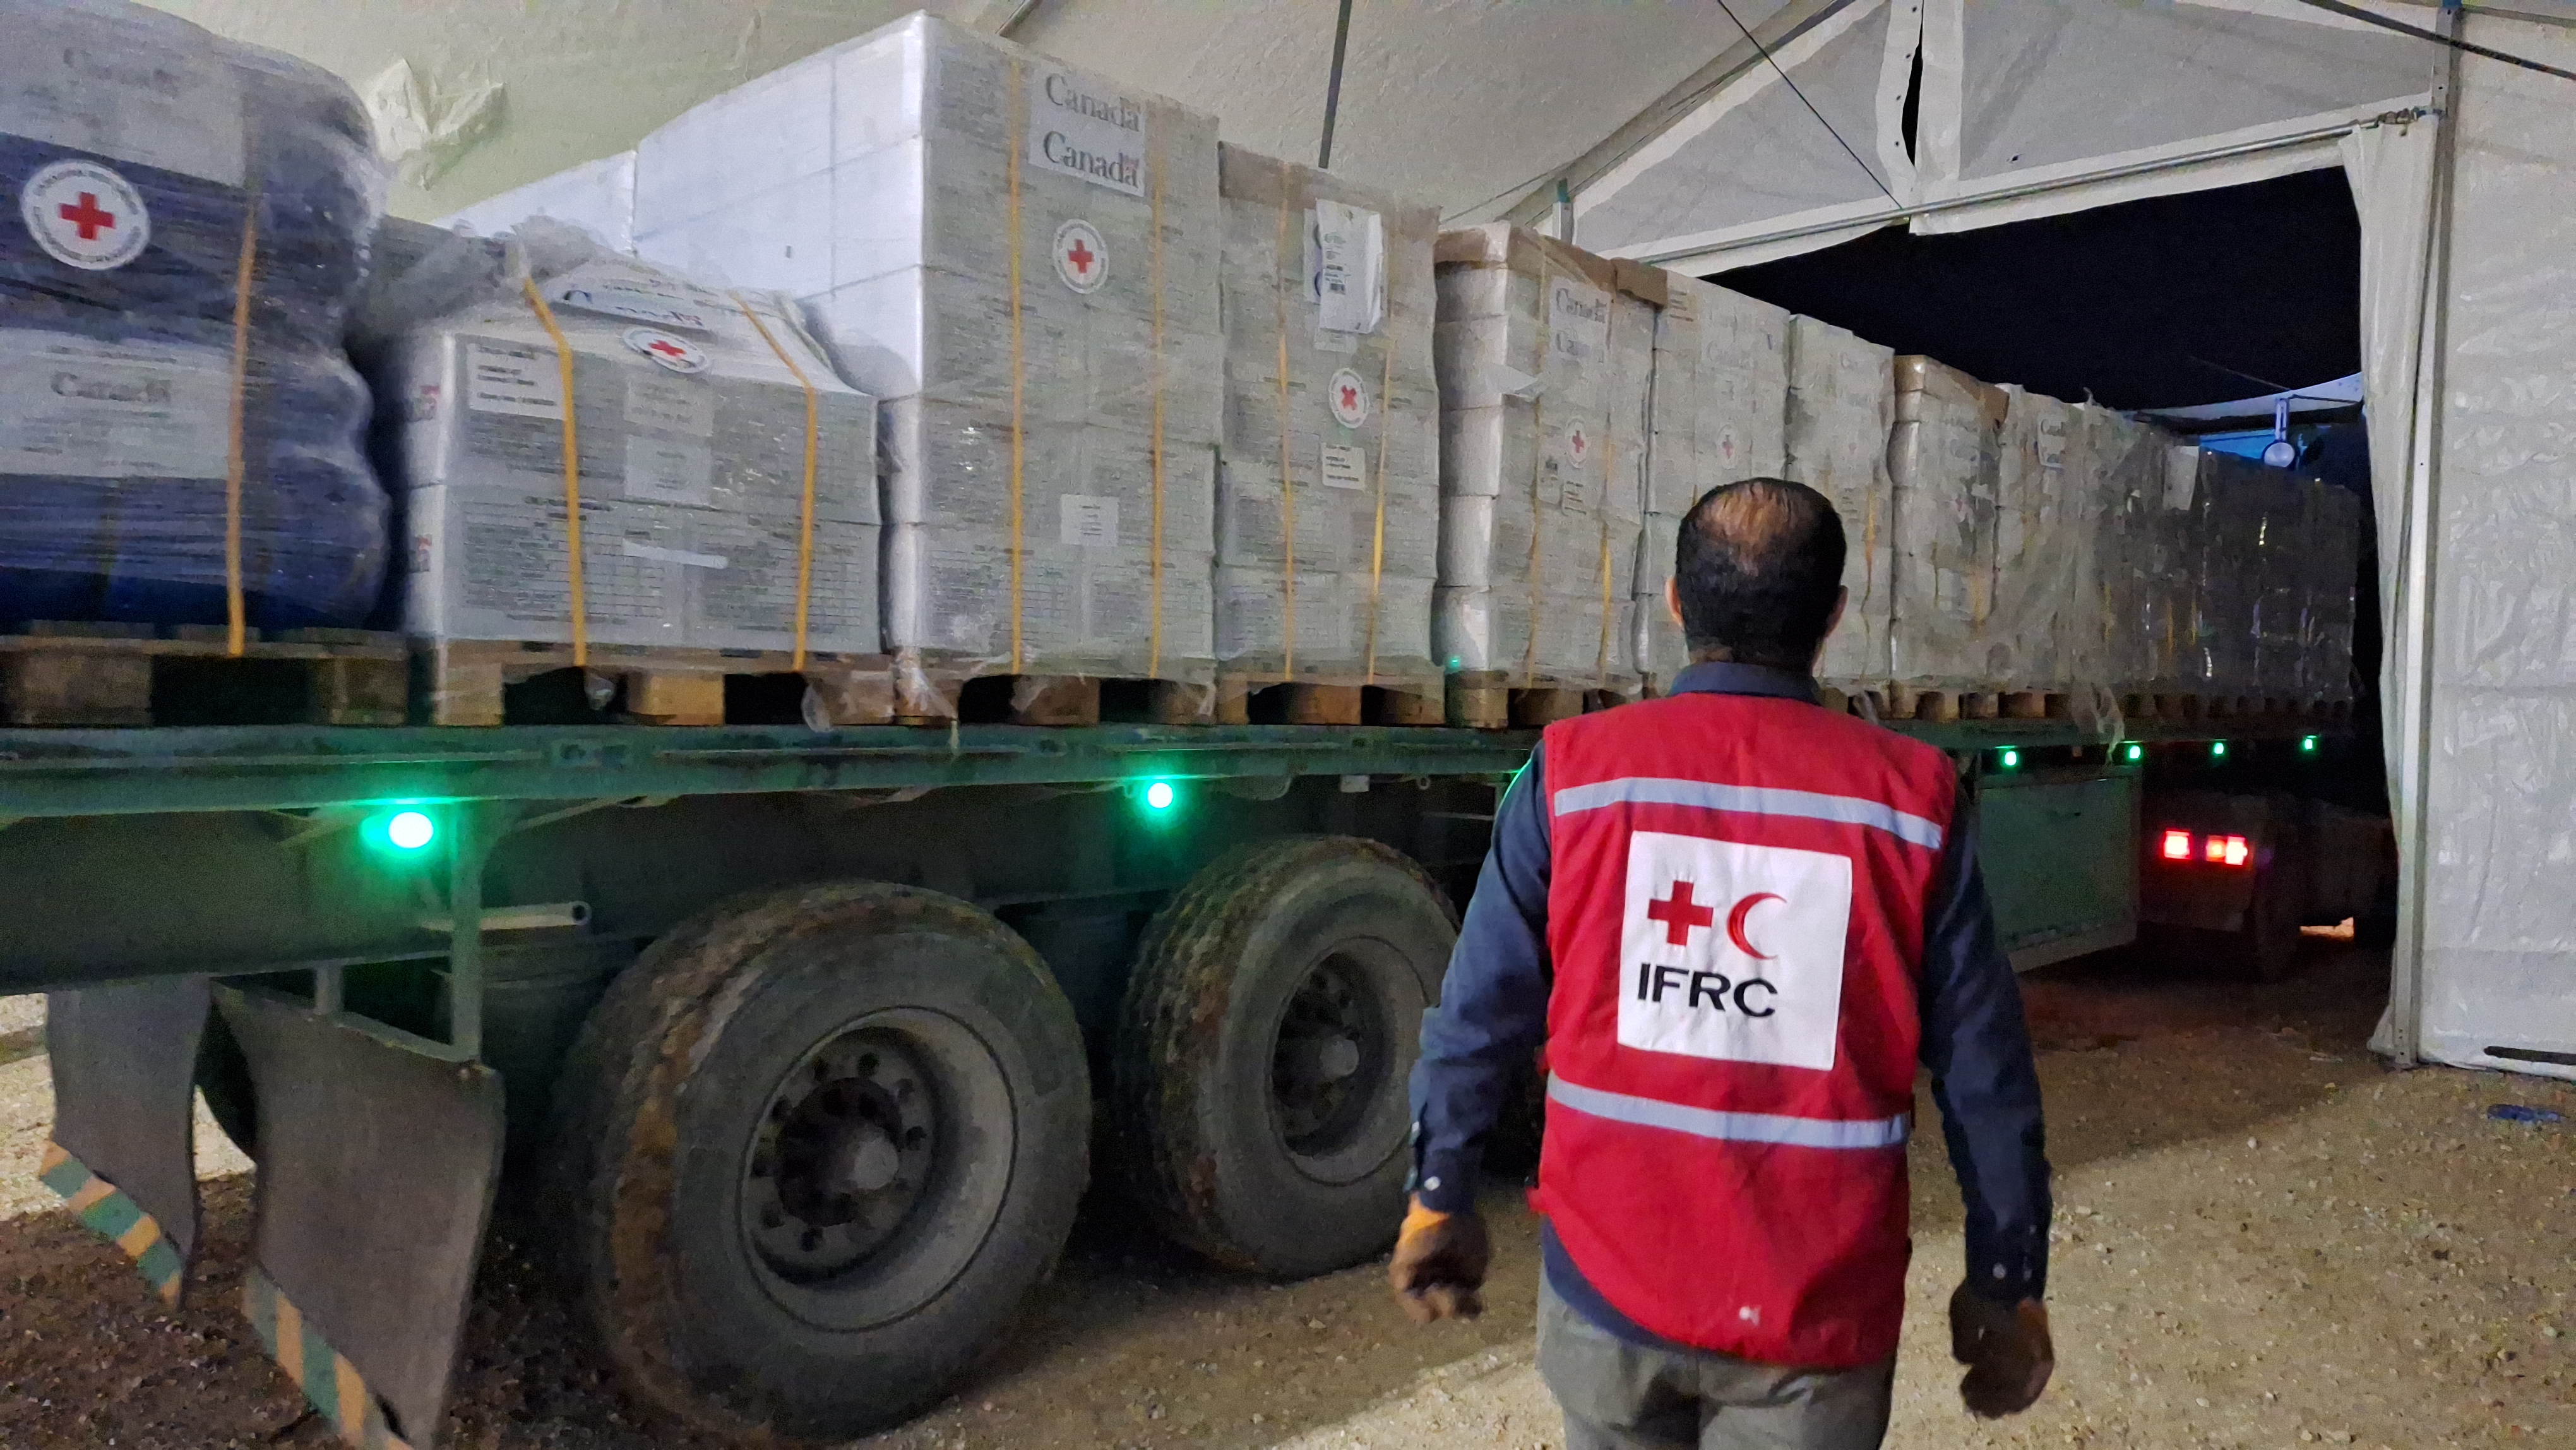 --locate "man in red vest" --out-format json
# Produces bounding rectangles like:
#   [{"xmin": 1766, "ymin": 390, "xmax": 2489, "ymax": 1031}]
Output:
[{"xmin": 1392, "ymin": 478, "xmax": 2054, "ymax": 1448}]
